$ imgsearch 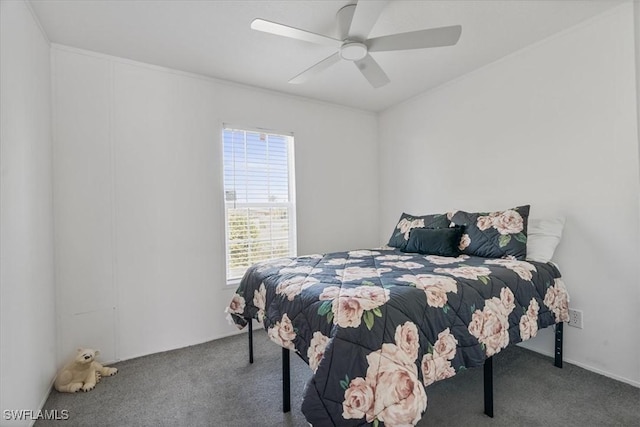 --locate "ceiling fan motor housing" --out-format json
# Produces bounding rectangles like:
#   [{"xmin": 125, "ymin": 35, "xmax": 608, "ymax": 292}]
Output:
[{"xmin": 340, "ymin": 42, "xmax": 368, "ymax": 61}]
